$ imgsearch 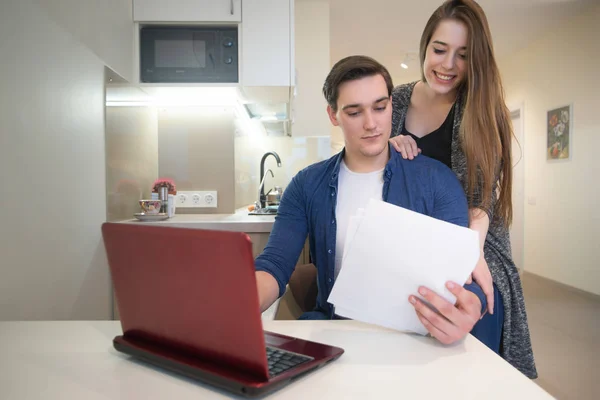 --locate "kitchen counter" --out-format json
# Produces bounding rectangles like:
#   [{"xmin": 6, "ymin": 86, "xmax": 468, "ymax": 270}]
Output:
[{"xmin": 119, "ymin": 207, "xmax": 276, "ymax": 233}]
